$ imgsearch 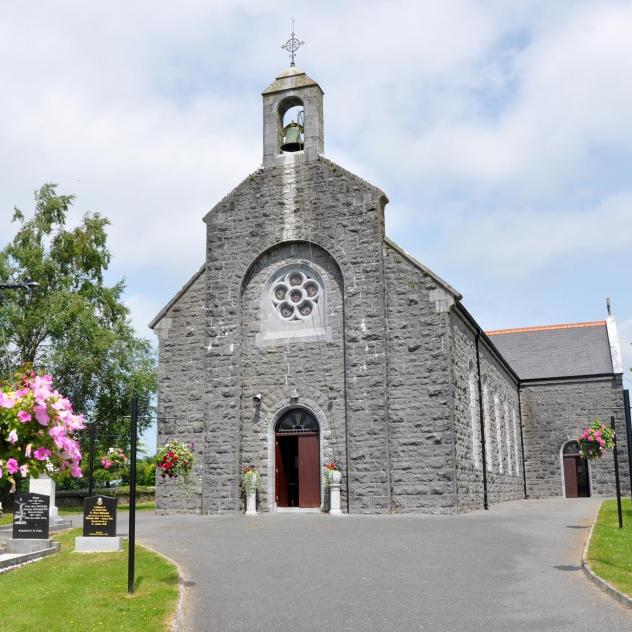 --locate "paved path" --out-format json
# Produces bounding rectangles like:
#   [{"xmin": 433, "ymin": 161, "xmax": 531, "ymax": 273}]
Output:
[{"xmin": 115, "ymin": 499, "xmax": 630, "ymax": 631}]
